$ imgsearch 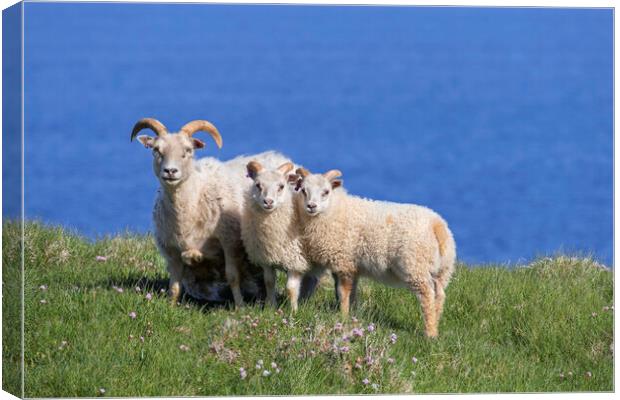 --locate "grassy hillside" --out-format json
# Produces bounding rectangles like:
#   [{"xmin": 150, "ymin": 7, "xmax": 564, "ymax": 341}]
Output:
[{"xmin": 2, "ymin": 221, "xmax": 614, "ymax": 396}]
